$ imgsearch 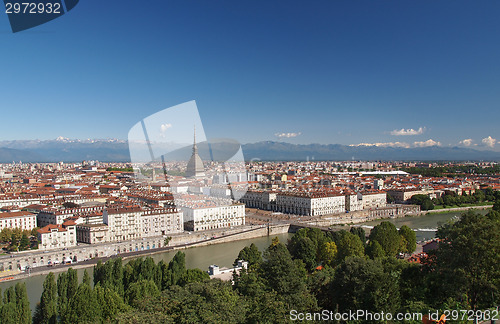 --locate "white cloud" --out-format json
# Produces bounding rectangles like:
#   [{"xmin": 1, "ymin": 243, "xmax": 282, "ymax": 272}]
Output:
[
  {"xmin": 275, "ymin": 132, "xmax": 301, "ymax": 138},
  {"xmin": 481, "ymin": 136, "xmax": 496, "ymax": 148},
  {"xmin": 349, "ymin": 142, "xmax": 411, "ymax": 148},
  {"xmin": 413, "ymin": 139, "xmax": 441, "ymax": 147},
  {"xmin": 459, "ymin": 139, "xmax": 473, "ymax": 147},
  {"xmin": 390, "ymin": 127, "xmax": 425, "ymax": 136},
  {"xmin": 160, "ymin": 123, "xmax": 172, "ymax": 132}
]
